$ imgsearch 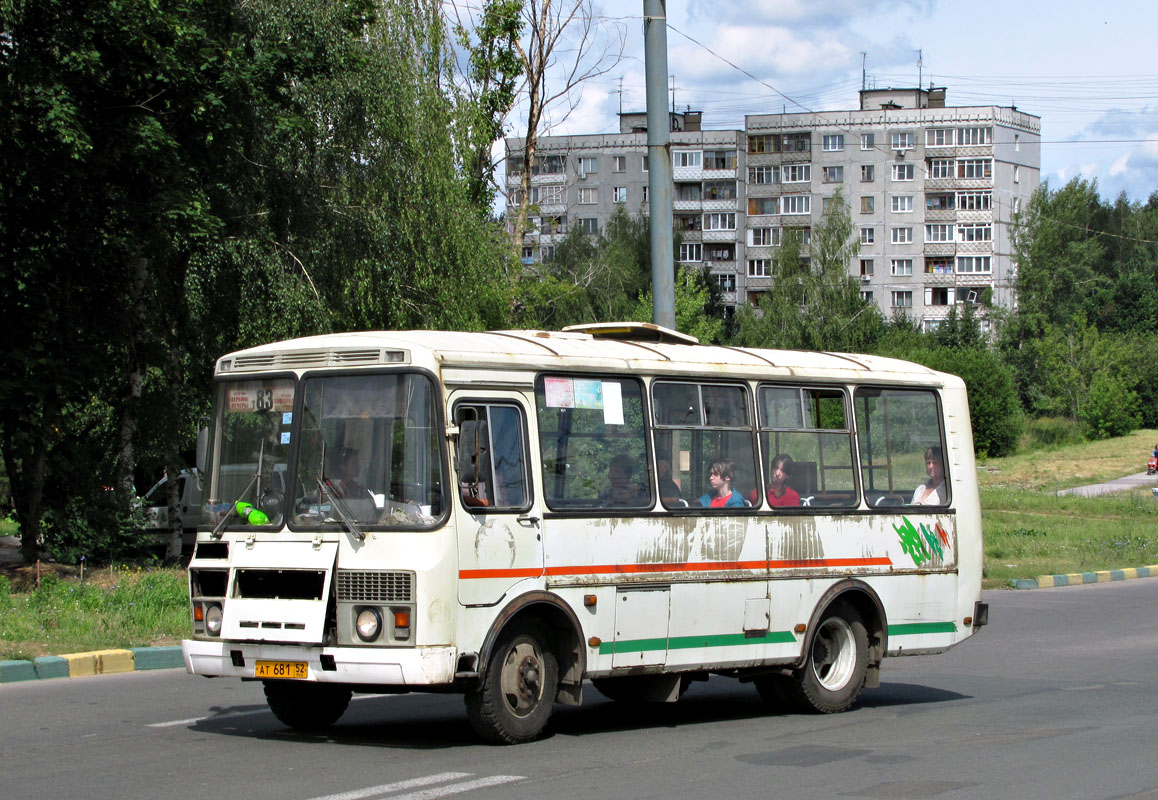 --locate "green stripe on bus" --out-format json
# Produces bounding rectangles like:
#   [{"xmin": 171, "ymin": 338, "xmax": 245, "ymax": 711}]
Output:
[
  {"xmin": 599, "ymin": 630, "xmax": 797, "ymax": 656},
  {"xmin": 888, "ymin": 621, "xmax": 957, "ymax": 636}
]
